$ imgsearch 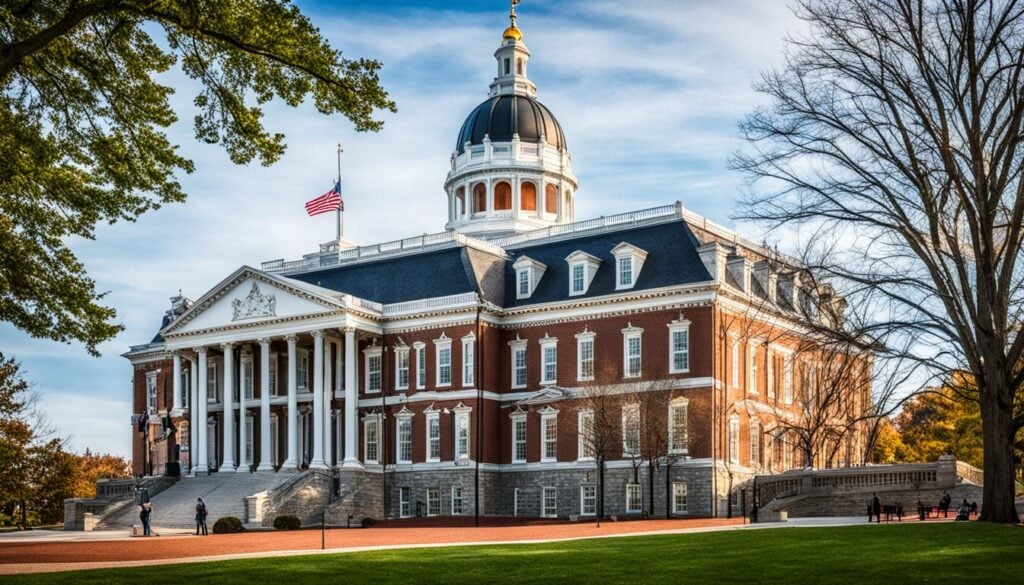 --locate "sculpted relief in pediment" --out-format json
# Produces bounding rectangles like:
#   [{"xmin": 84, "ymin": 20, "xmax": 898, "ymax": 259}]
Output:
[{"xmin": 232, "ymin": 283, "xmax": 277, "ymax": 321}]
